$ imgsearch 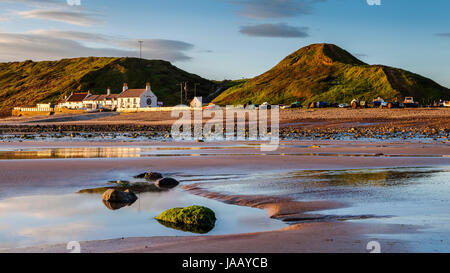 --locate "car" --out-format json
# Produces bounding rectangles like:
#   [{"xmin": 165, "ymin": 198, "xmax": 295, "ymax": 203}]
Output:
[
  {"xmin": 309, "ymin": 101, "xmax": 329, "ymax": 108},
  {"xmin": 351, "ymin": 99, "xmax": 367, "ymax": 109},
  {"xmin": 338, "ymin": 103, "xmax": 350, "ymax": 108},
  {"xmin": 290, "ymin": 101, "xmax": 302, "ymax": 108},
  {"xmin": 403, "ymin": 97, "xmax": 419, "ymax": 108},
  {"xmin": 373, "ymin": 97, "xmax": 385, "ymax": 107},
  {"xmin": 381, "ymin": 101, "xmax": 404, "ymax": 109},
  {"xmin": 259, "ymin": 102, "xmax": 271, "ymax": 110}
]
